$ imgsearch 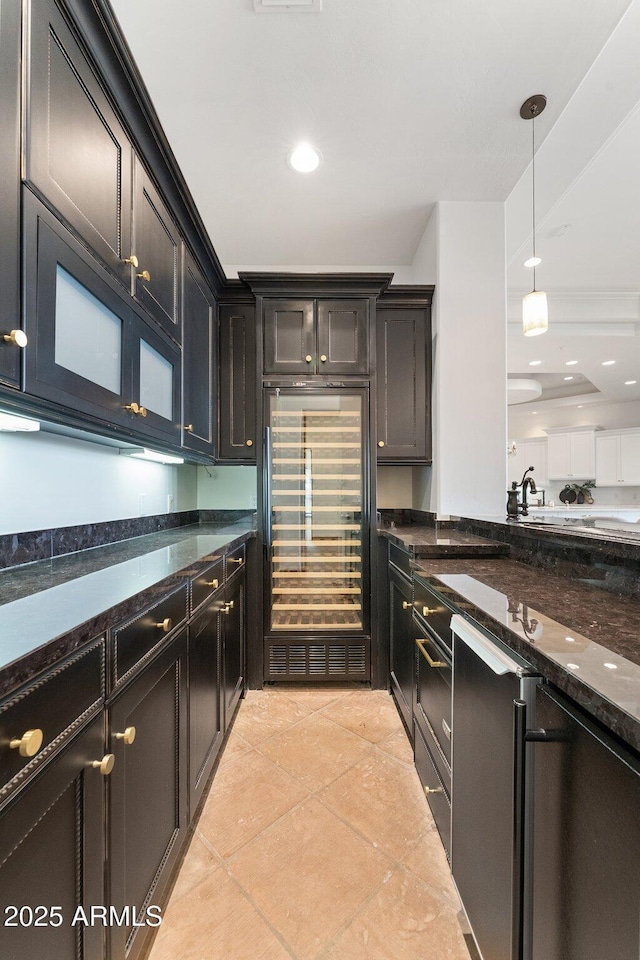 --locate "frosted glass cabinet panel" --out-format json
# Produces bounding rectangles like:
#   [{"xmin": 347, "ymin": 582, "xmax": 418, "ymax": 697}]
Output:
[
  {"xmin": 55, "ymin": 265, "xmax": 122, "ymax": 394},
  {"xmin": 139, "ymin": 339, "xmax": 173, "ymax": 420}
]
